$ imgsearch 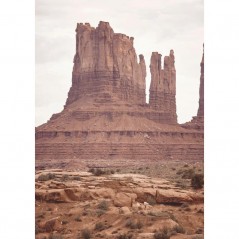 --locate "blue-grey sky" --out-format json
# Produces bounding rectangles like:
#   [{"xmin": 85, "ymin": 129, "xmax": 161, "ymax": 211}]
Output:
[{"xmin": 36, "ymin": 0, "xmax": 203, "ymax": 126}]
